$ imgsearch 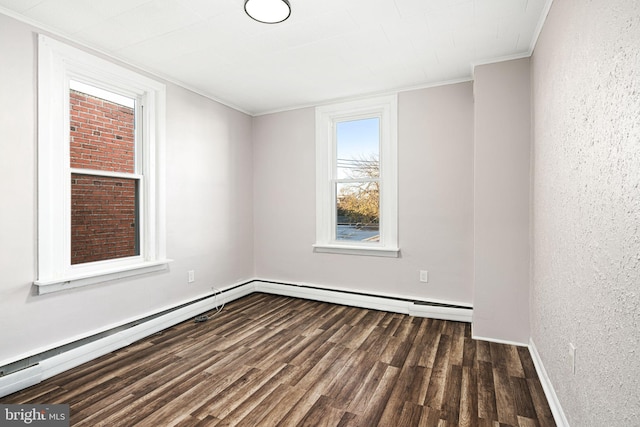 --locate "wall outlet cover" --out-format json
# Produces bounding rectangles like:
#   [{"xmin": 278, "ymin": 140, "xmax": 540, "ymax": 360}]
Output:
[{"xmin": 419, "ymin": 270, "xmax": 428, "ymax": 283}]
